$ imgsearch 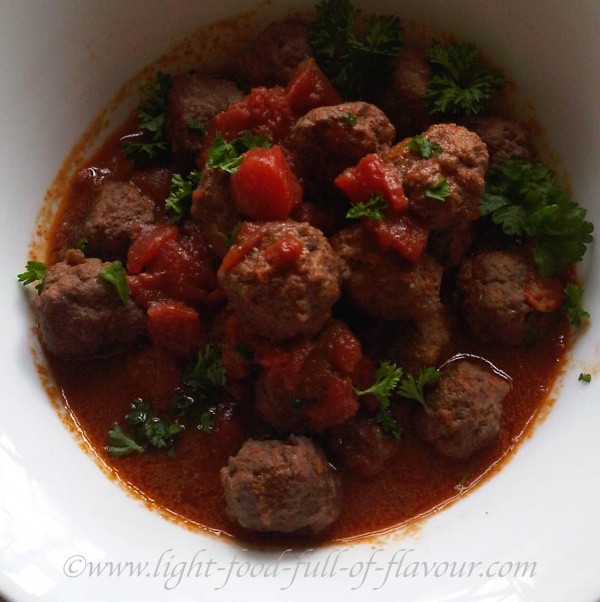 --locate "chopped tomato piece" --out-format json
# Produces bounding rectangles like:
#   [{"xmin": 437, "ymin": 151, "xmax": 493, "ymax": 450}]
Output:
[
  {"xmin": 365, "ymin": 212, "xmax": 430, "ymax": 263},
  {"xmin": 147, "ymin": 302, "xmax": 204, "ymax": 357},
  {"xmin": 264, "ymin": 234, "xmax": 304, "ymax": 268},
  {"xmin": 524, "ymin": 273, "xmax": 564, "ymax": 312},
  {"xmin": 199, "ymin": 86, "xmax": 294, "ymax": 167},
  {"xmin": 321, "ymin": 320, "xmax": 362, "ymax": 375},
  {"xmin": 128, "ymin": 222, "xmax": 221, "ymax": 307},
  {"xmin": 285, "ymin": 58, "xmax": 342, "ymax": 116},
  {"xmin": 259, "ymin": 341, "xmax": 316, "ymax": 392},
  {"xmin": 127, "ymin": 224, "xmax": 179, "ymax": 275},
  {"xmin": 335, "ymin": 154, "xmax": 408, "ymax": 212},
  {"xmin": 231, "ymin": 145, "xmax": 302, "ymax": 221}
]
